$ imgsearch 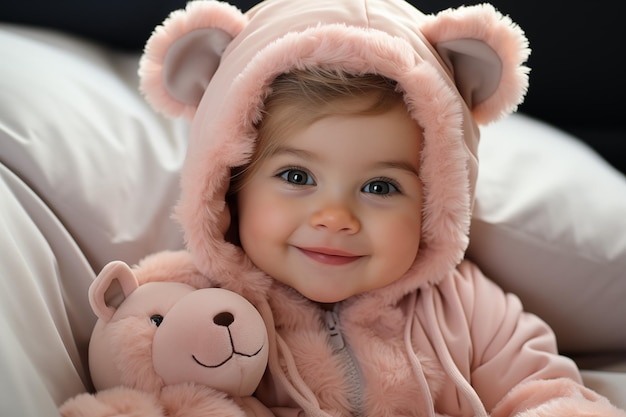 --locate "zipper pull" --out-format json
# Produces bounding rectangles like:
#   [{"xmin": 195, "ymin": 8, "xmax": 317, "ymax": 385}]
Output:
[{"xmin": 325, "ymin": 310, "xmax": 345, "ymax": 350}]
